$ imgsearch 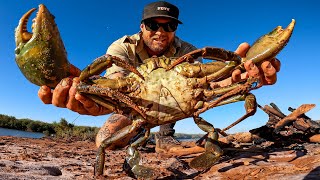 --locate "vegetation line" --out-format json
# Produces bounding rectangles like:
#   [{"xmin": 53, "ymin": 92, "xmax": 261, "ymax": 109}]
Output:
[
  {"xmin": 0, "ymin": 114, "xmax": 204, "ymax": 141},
  {"xmin": 0, "ymin": 114, "xmax": 99, "ymax": 141}
]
